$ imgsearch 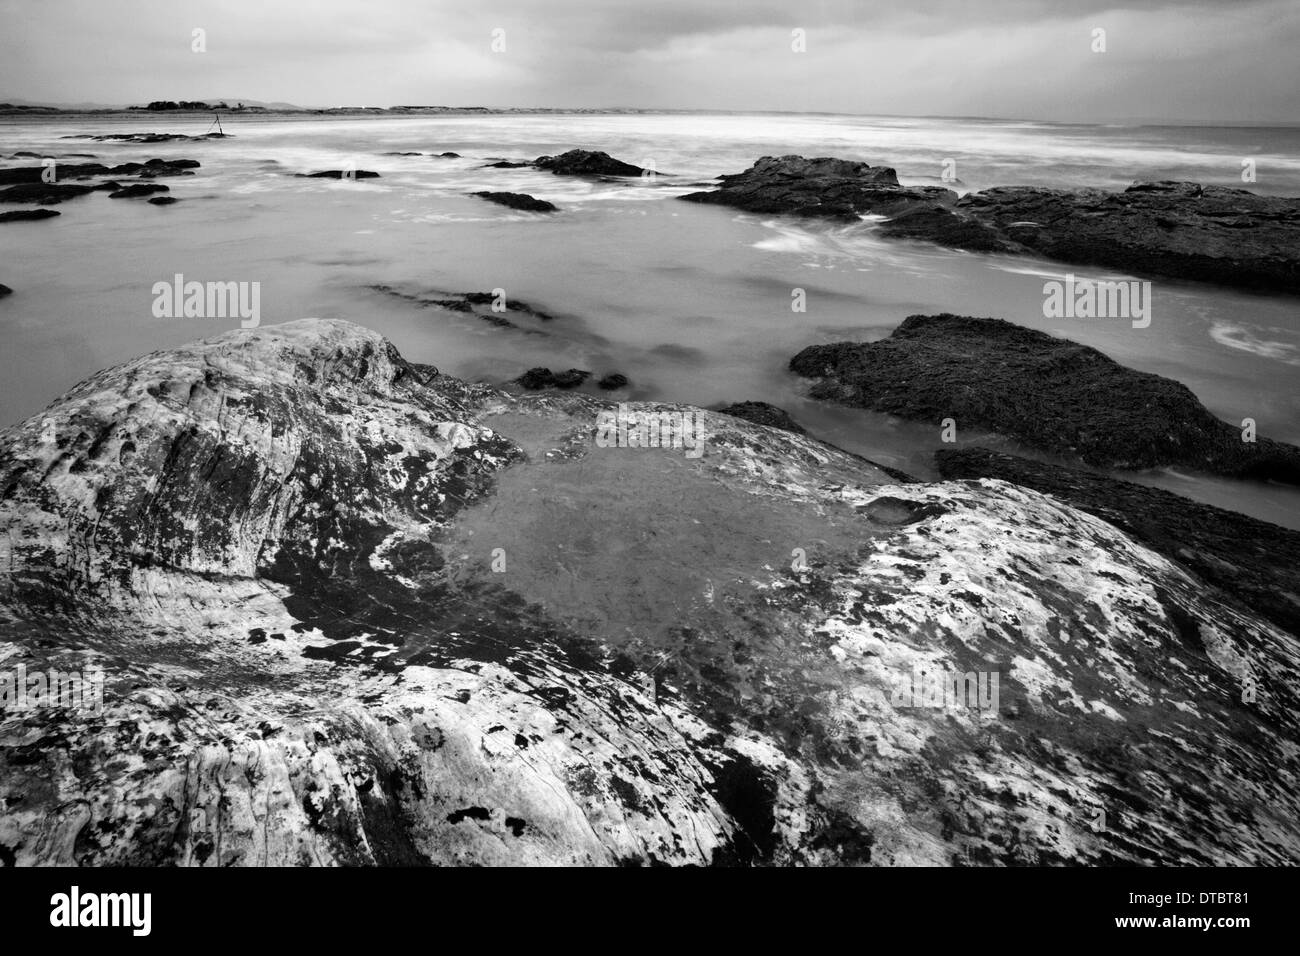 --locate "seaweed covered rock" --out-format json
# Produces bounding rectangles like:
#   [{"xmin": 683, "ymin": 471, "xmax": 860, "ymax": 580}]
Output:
[{"xmin": 791, "ymin": 313, "xmax": 1300, "ymax": 482}]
